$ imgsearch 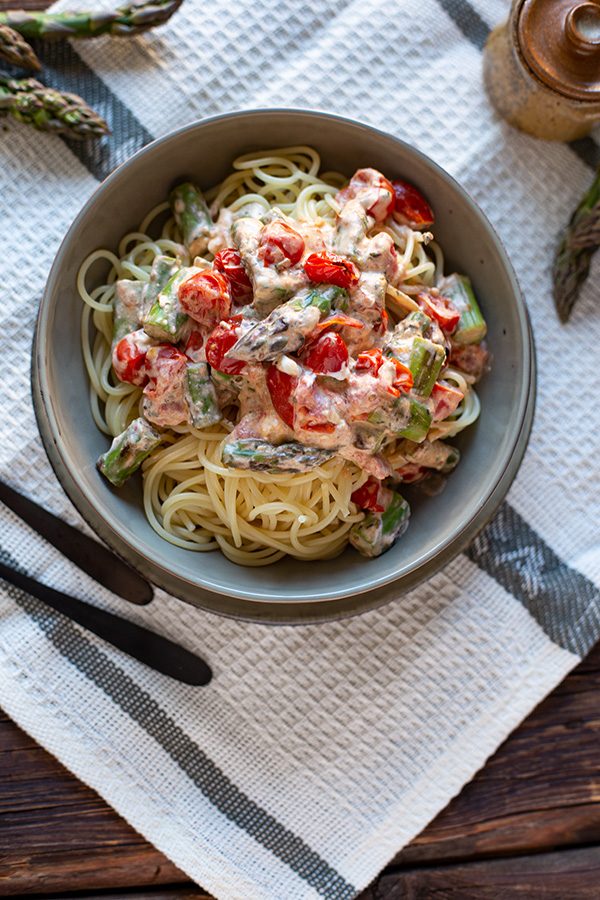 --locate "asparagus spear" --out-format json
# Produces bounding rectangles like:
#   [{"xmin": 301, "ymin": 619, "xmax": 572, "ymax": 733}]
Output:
[
  {"xmin": 406, "ymin": 337, "xmax": 445, "ymax": 398},
  {"xmin": 185, "ymin": 362, "xmax": 221, "ymax": 429},
  {"xmin": 222, "ymin": 439, "xmax": 335, "ymax": 473},
  {"xmin": 553, "ymin": 169, "xmax": 600, "ymax": 323},
  {"xmin": 0, "ymin": 77, "xmax": 109, "ymax": 139},
  {"xmin": 97, "ymin": 417, "xmax": 161, "ymax": 487},
  {"xmin": 439, "ymin": 274, "xmax": 487, "ymax": 344},
  {"xmin": 144, "ymin": 266, "xmax": 200, "ymax": 343},
  {"xmin": 368, "ymin": 396, "xmax": 432, "ymax": 443},
  {"xmin": 228, "ymin": 288, "xmax": 337, "ymax": 362},
  {"xmin": 0, "ymin": 24, "xmax": 40, "ymax": 70},
  {"xmin": 112, "ymin": 279, "xmax": 145, "ymax": 347},
  {"xmin": 349, "ymin": 491, "xmax": 410, "ymax": 558},
  {"xmin": 169, "ymin": 183, "xmax": 212, "ymax": 258},
  {"xmin": 0, "ymin": 0, "xmax": 183, "ymax": 40},
  {"xmin": 142, "ymin": 255, "xmax": 179, "ymax": 317}
]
